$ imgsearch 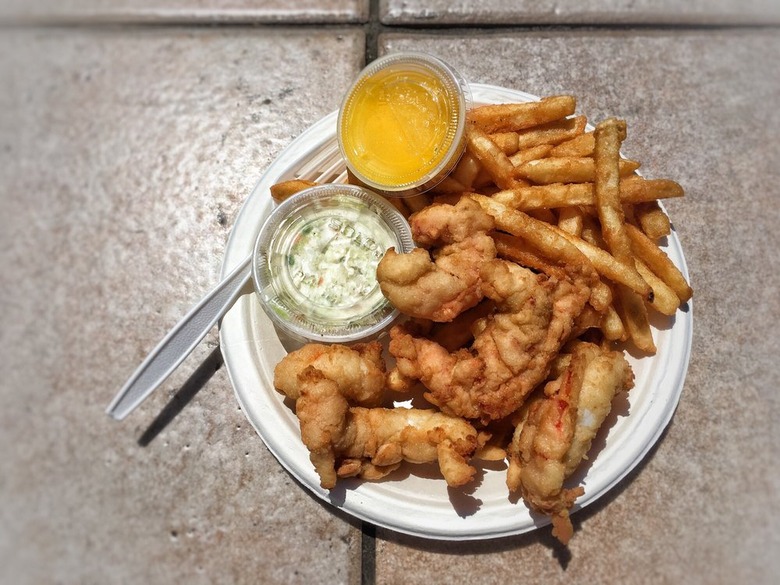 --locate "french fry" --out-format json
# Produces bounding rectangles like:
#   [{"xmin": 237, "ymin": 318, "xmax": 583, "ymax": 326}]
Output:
[
  {"xmin": 615, "ymin": 286, "xmax": 656, "ymax": 354},
  {"xmin": 634, "ymin": 200, "xmax": 672, "ymax": 240},
  {"xmin": 469, "ymin": 194, "xmax": 591, "ymax": 269},
  {"xmin": 601, "ymin": 304, "xmax": 627, "ymax": 342},
  {"xmin": 549, "ymin": 225, "xmax": 652, "ymax": 297},
  {"xmin": 488, "ymin": 132, "xmax": 520, "ymax": 155},
  {"xmin": 509, "ymin": 144, "xmax": 554, "ymax": 171},
  {"xmin": 466, "ymin": 125, "xmax": 524, "ymax": 190},
  {"xmin": 270, "ymin": 179, "xmax": 318, "ymax": 203},
  {"xmin": 467, "ymin": 95, "xmax": 577, "ymax": 133},
  {"xmin": 515, "ymin": 115, "xmax": 587, "ymax": 151},
  {"xmin": 550, "ymin": 132, "xmax": 595, "ymax": 157},
  {"xmin": 620, "ymin": 175, "xmax": 684, "ymax": 201},
  {"xmin": 515, "ymin": 156, "xmax": 641, "ymax": 185},
  {"xmin": 450, "ymin": 152, "xmax": 482, "ymax": 190},
  {"xmin": 493, "ymin": 231, "xmax": 568, "ymax": 280},
  {"xmin": 594, "ymin": 118, "xmax": 652, "ymax": 301},
  {"xmin": 635, "ymin": 259, "xmax": 680, "ymax": 316},
  {"xmin": 557, "ymin": 206, "xmax": 584, "ymax": 236},
  {"xmin": 625, "ymin": 223, "xmax": 693, "ymax": 302},
  {"xmin": 491, "ymin": 177, "xmax": 683, "ymax": 211}
]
